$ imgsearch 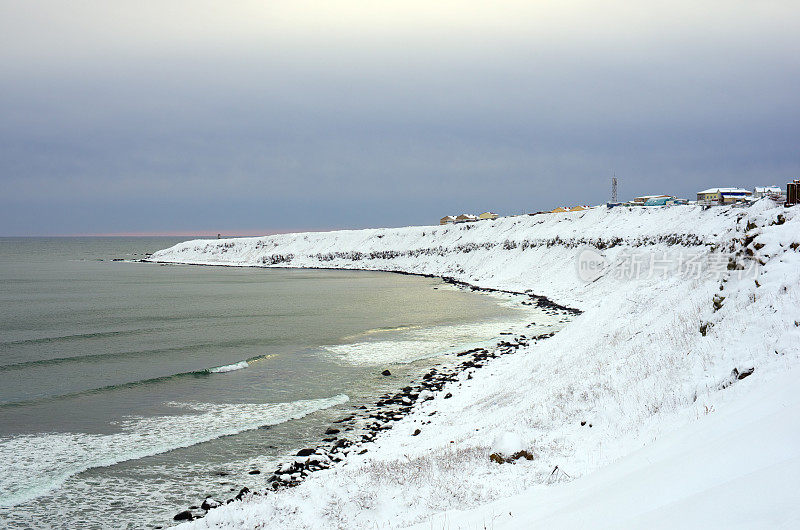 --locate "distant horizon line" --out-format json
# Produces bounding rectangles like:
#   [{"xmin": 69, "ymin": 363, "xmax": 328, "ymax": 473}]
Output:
[{"xmin": 0, "ymin": 228, "xmax": 338, "ymax": 238}]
